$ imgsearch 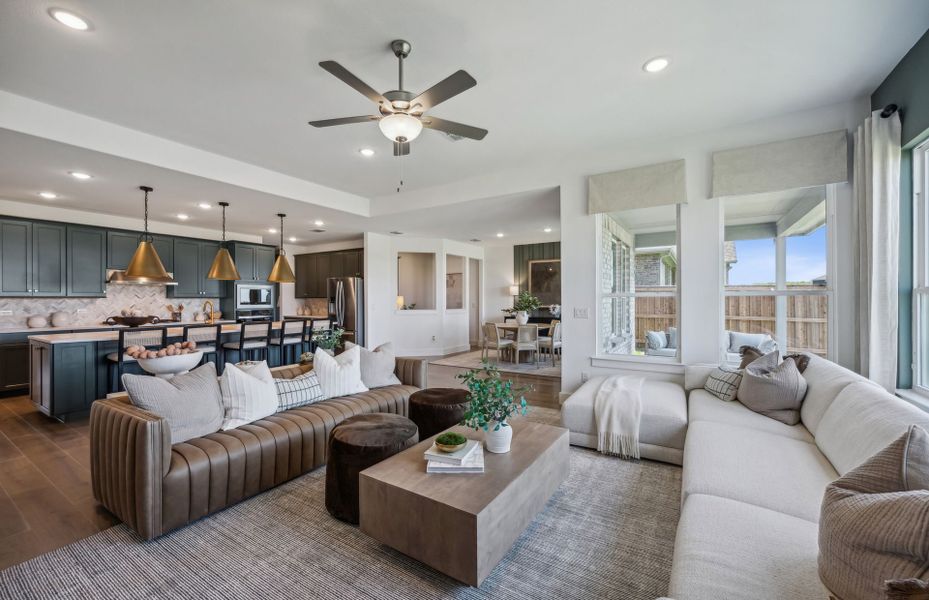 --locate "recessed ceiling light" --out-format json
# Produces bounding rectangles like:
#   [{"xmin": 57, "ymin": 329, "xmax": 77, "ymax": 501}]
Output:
[
  {"xmin": 197, "ymin": 202, "xmax": 211, "ymax": 210},
  {"xmin": 38, "ymin": 191, "xmax": 58, "ymax": 199},
  {"xmin": 313, "ymin": 220, "xmax": 324, "ymax": 227},
  {"xmin": 543, "ymin": 227, "xmax": 552, "ymax": 233},
  {"xmin": 288, "ymin": 236, "xmax": 297, "ymax": 243},
  {"xmin": 469, "ymin": 238, "xmax": 481, "ymax": 242},
  {"xmin": 358, "ymin": 148, "xmax": 375, "ymax": 157},
  {"xmin": 48, "ymin": 8, "xmax": 90, "ymax": 31},
  {"xmin": 176, "ymin": 213, "xmax": 189, "ymax": 220},
  {"xmin": 69, "ymin": 171, "xmax": 92, "ymax": 180},
  {"xmin": 496, "ymin": 232, "xmax": 504, "ymax": 238},
  {"xmin": 268, "ymin": 228, "xmax": 277, "ymax": 234},
  {"xmin": 643, "ymin": 56, "xmax": 670, "ymax": 73}
]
